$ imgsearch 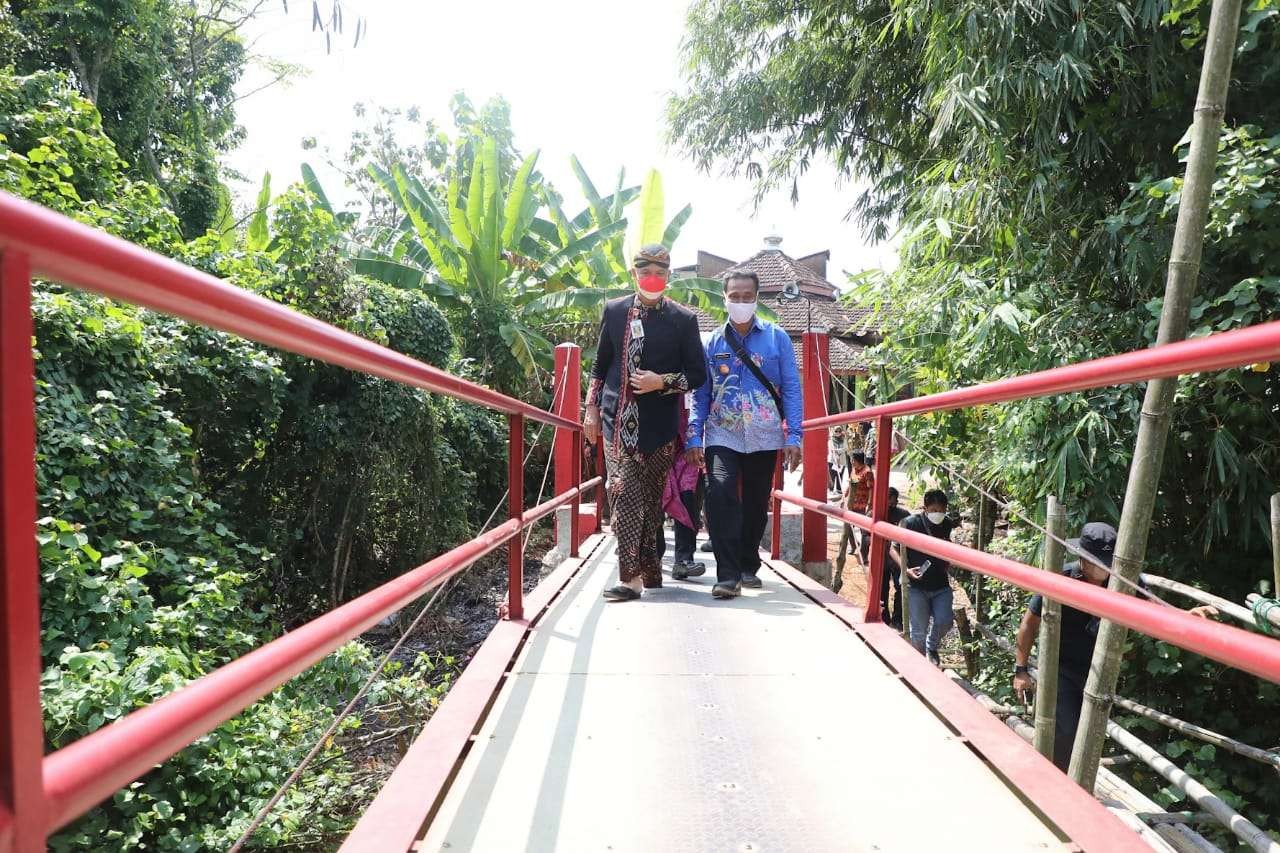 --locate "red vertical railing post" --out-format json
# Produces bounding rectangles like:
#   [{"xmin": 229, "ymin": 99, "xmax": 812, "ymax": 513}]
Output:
[
  {"xmin": 552, "ymin": 344, "xmax": 581, "ymax": 548},
  {"xmin": 801, "ymin": 331, "xmax": 829, "ymax": 567},
  {"xmin": 864, "ymin": 414, "xmax": 894, "ymax": 623},
  {"xmin": 0, "ymin": 253, "xmax": 47, "ymax": 851},
  {"xmin": 770, "ymin": 454, "xmax": 783, "ymax": 560},
  {"xmin": 507, "ymin": 414, "xmax": 525, "ymax": 622},
  {"xmin": 594, "ymin": 440, "xmax": 605, "ymax": 533},
  {"xmin": 570, "ymin": 429, "xmax": 582, "ymax": 558}
]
